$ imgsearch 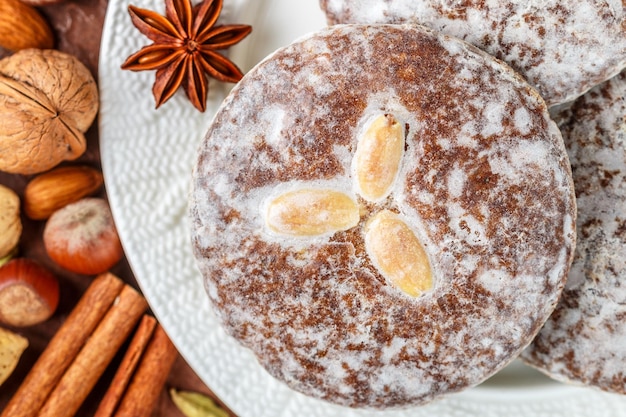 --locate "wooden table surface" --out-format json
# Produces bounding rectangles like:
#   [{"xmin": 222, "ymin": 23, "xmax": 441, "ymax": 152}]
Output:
[{"xmin": 0, "ymin": 0, "xmax": 231, "ymax": 415}]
